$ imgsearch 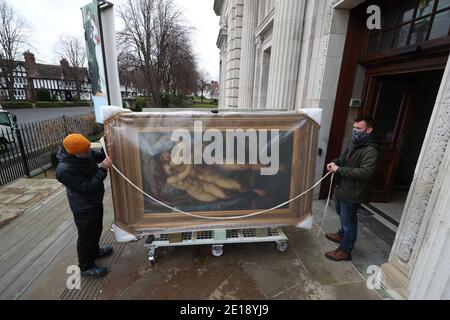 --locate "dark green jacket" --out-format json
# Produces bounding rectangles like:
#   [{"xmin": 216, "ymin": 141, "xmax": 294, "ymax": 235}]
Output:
[{"xmin": 332, "ymin": 140, "xmax": 379, "ymax": 204}]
